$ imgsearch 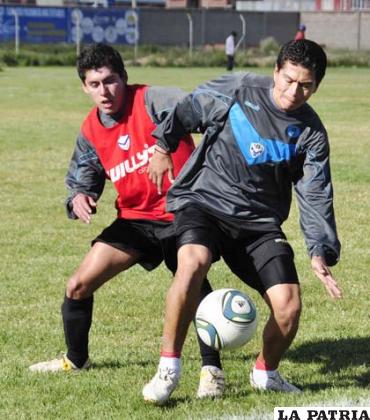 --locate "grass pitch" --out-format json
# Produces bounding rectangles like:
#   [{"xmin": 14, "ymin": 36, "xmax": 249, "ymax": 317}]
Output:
[{"xmin": 0, "ymin": 66, "xmax": 369, "ymax": 419}]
